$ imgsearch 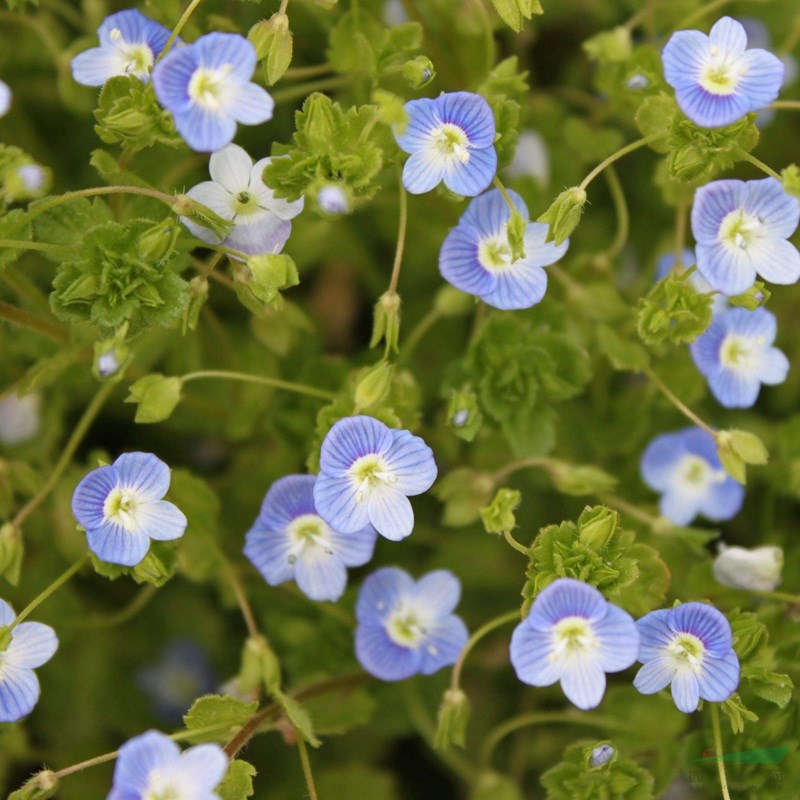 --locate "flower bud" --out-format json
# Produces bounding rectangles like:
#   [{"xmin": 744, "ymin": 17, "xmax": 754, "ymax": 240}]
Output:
[
  {"xmin": 125, "ymin": 374, "xmax": 183, "ymax": 424},
  {"xmin": 0, "ymin": 522, "xmax": 23, "ymax": 585},
  {"xmin": 781, "ymin": 164, "xmax": 800, "ymax": 199},
  {"xmin": 183, "ymin": 276, "xmax": 209, "ymax": 333},
  {"xmin": 316, "ymin": 183, "xmax": 350, "ymax": 215},
  {"xmin": 434, "ymin": 688, "xmax": 471, "ymax": 750},
  {"xmin": 713, "ymin": 544, "xmax": 783, "ymax": 592},
  {"xmin": 244, "ymin": 253, "xmax": 300, "ymax": 308},
  {"xmin": 354, "ymin": 361, "xmax": 394, "ymax": 411},
  {"xmin": 480, "ymin": 488, "xmax": 522, "ymax": 535},
  {"xmin": 370, "ymin": 291, "xmax": 401, "ymax": 354},
  {"xmin": 250, "ymin": 14, "xmax": 293, "ymax": 85},
  {"xmin": 172, "ymin": 194, "xmax": 233, "ymax": 240},
  {"xmin": 590, "ymin": 742, "xmax": 616, "ymax": 767},
  {"xmin": 434, "ymin": 286, "xmax": 473, "ymax": 318},
  {"xmin": 4, "ymin": 162, "xmax": 51, "ymax": 202},
  {"xmin": 550, "ymin": 462, "xmax": 617, "ymax": 496},
  {"xmin": 578, "ymin": 506, "xmax": 618, "ymax": 549},
  {"xmin": 402, "ymin": 56, "xmax": 436, "ymax": 89},
  {"xmin": 138, "ymin": 218, "xmax": 180, "ymax": 263},
  {"xmin": 240, "ymin": 634, "xmax": 282, "ymax": 695},
  {"xmin": 446, "ymin": 389, "xmax": 483, "ymax": 442},
  {"xmin": 537, "ymin": 186, "xmax": 586, "ymax": 246}
]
